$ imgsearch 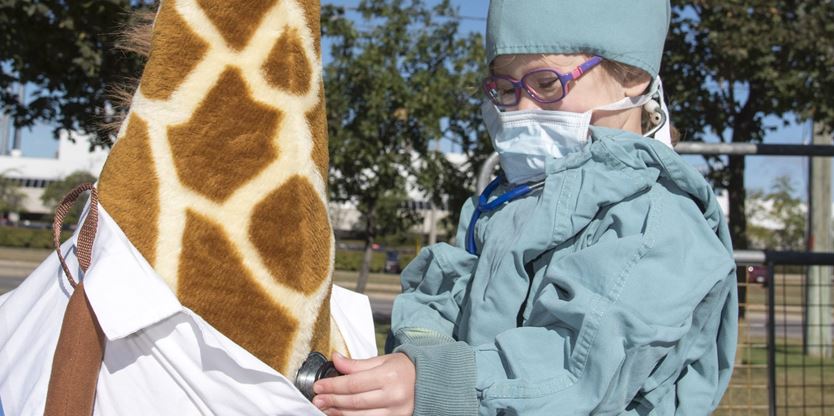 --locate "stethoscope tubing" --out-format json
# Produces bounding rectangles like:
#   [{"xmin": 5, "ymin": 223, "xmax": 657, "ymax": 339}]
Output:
[{"xmin": 466, "ymin": 176, "xmax": 545, "ymax": 255}]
